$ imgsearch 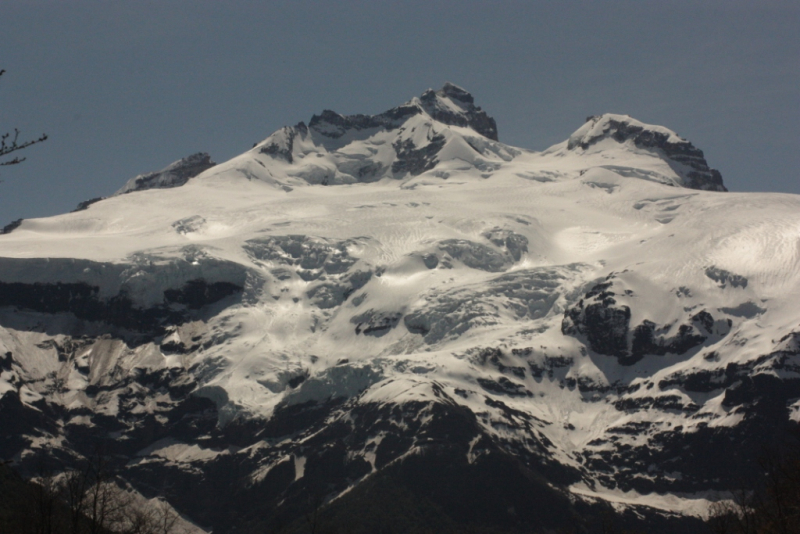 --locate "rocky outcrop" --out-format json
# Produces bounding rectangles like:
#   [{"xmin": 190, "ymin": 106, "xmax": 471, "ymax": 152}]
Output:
[
  {"xmin": 705, "ymin": 266, "xmax": 748, "ymax": 289},
  {"xmin": 482, "ymin": 228, "xmax": 529, "ymax": 261},
  {"xmin": 563, "ymin": 276, "xmax": 727, "ymax": 365},
  {"xmin": 418, "ymin": 82, "xmax": 498, "ymax": 141},
  {"xmin": 391, "ymin": 134, "xmax": 446, "ymax": 176},
  {"xmin": 351, "ymin": 309, "xmax": 402, "ymax": 337},
  {"xmin": 259, "ymin": 125, "xmax": 303, "ymax": 163},
  {"xmin": 0, "ymin": 218, "xmax": 22, "ymax": 235},
  {"xmin": 562, "ymin": 278, "xmax": 632, "ymax": 362},
  {"xmin": 71, "ymin": 197, "xmax": 105, "ymax": 212},
  {"xmin": 115, "ymin": 152, "xmax": 216, "ymax": 195}
]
